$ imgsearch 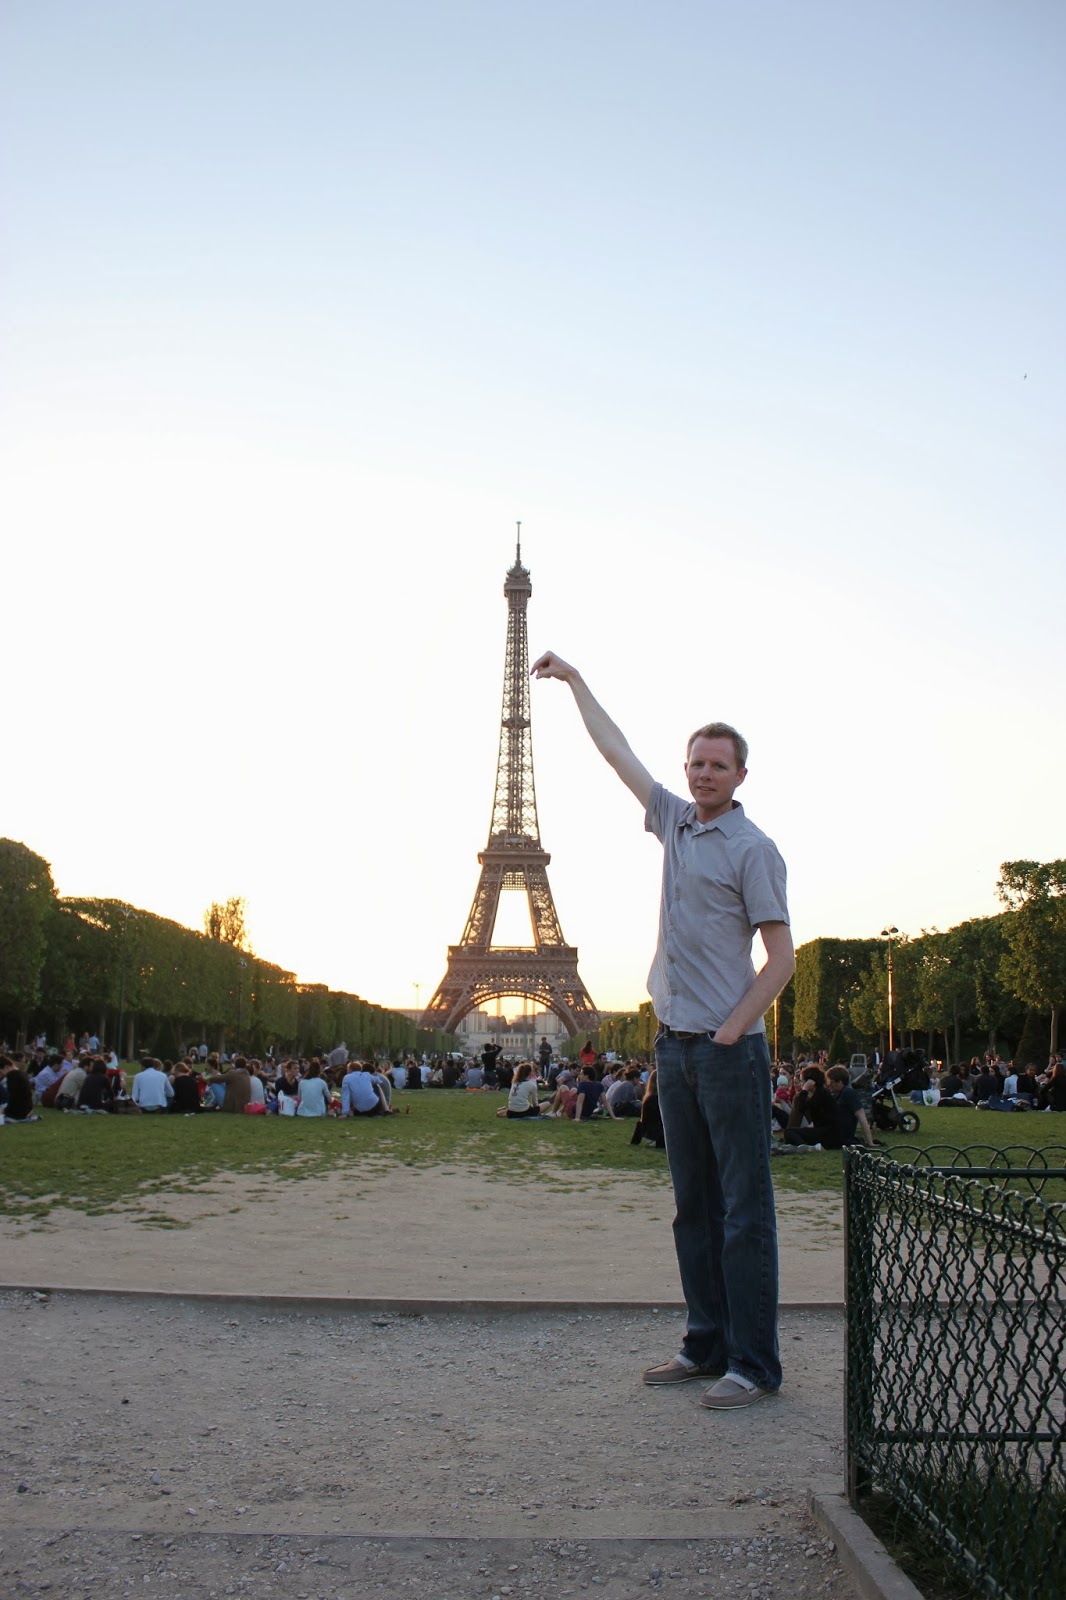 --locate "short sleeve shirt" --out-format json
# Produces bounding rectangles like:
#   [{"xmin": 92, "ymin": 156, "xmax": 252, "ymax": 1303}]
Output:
[
  {"xmin": 574, "ymin": 1079, "xmax": 605, "ymax": 1119},
  {"xmin": 645, "ymin": 785, "xmax": 789, "ymax": 1033}
]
